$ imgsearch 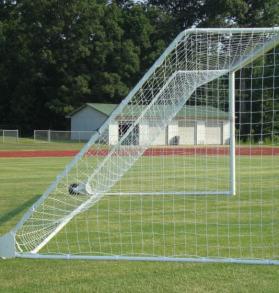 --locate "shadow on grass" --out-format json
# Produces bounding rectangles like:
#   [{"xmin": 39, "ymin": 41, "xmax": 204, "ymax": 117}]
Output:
[{"xmin": 0, "ymin": 195, "xmax": 41, "ymax": 226}]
